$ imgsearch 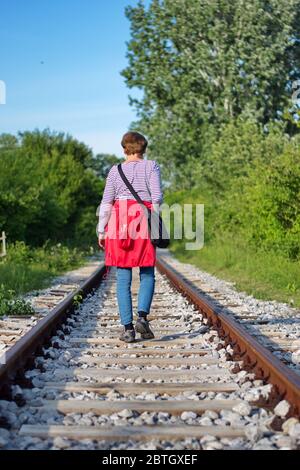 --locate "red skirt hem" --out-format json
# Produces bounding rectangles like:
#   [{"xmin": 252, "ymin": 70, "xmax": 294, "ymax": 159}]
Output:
[{"xmin": 104, "ymin": 200, "xmax": 156, "ymax": 268}]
